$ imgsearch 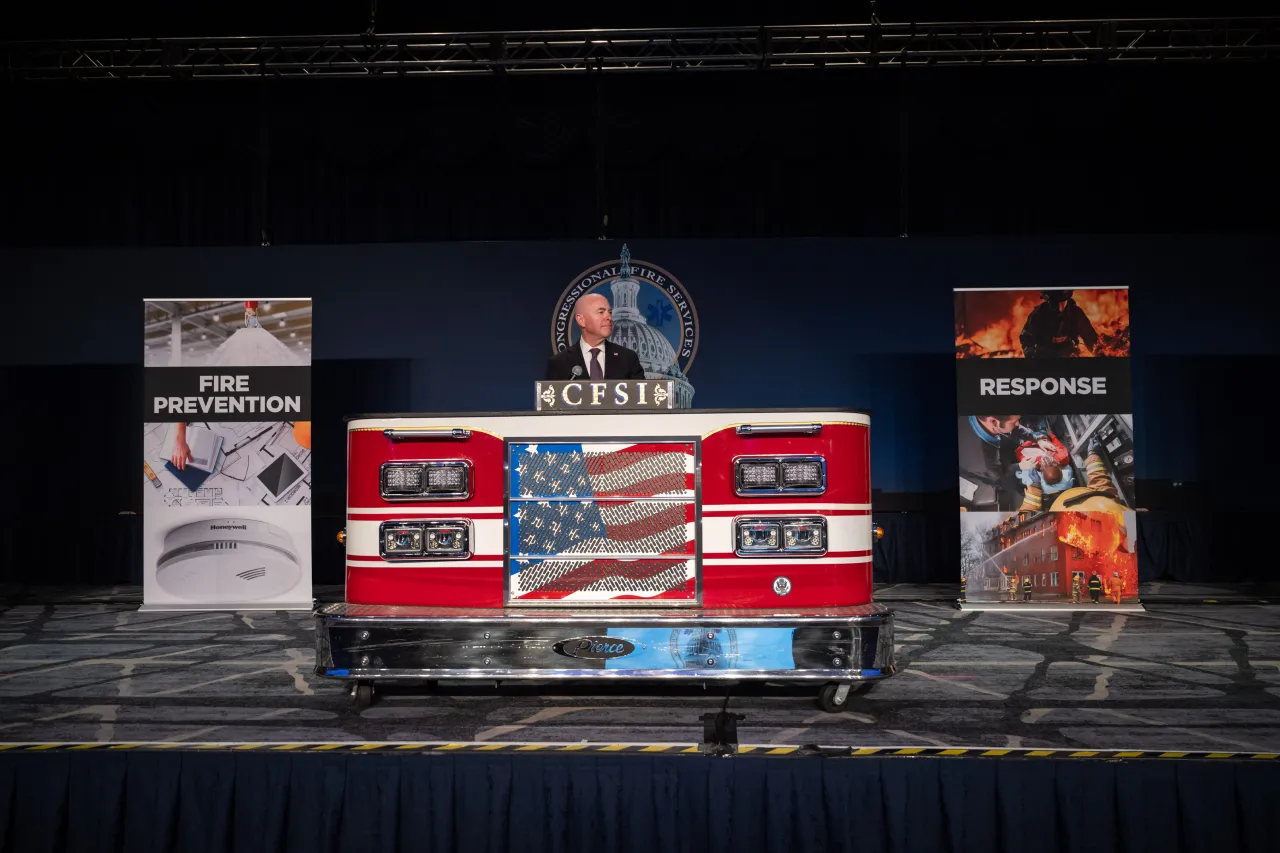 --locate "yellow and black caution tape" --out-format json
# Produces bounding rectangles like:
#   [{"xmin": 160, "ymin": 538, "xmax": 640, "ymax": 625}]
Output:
[{"xmin": 0, "ymin": 743, "xmax": 1277, "ymax": 759}]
